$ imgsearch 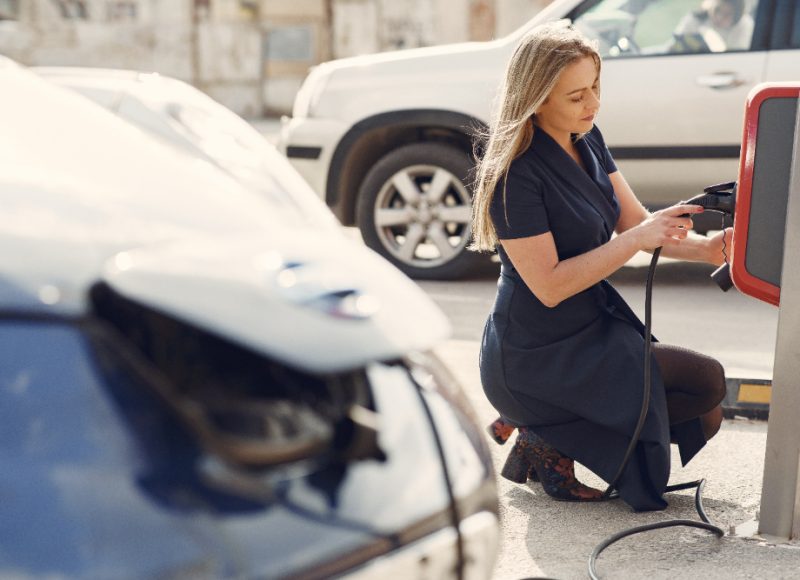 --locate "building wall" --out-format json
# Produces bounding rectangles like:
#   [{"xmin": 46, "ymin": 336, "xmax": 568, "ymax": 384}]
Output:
[
  {"xmin": 333, "ymin": 0, "xmax": 380, "ymax": 57},
  {"xmin": 261, "ymin": 0, "xmax": 331, "ymax": 114},
  {"xmin": 0, "ymin": 0, "xmax": 552, "ymax": 116},
  {"xmin": 1, "ymin": 1, "xmax": 190, "ymax": 75},
  {"xmin": 197, "ymin": 20, "xmax": 263, "ymax": 116}
]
